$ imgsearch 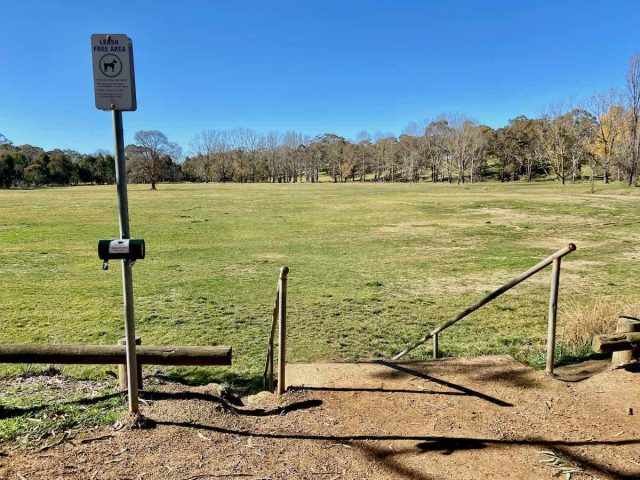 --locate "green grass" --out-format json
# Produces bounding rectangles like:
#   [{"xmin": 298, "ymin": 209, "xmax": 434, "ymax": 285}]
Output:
[
  {"xmin": 1, "ymin": 182, "xmax": 639, "ymax": 377},
  {"xmin": 0, "ymin": 181, "xmax": 639, "ymax": 440}
]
